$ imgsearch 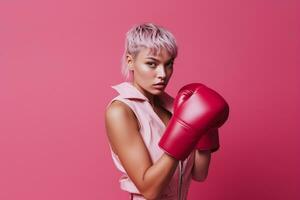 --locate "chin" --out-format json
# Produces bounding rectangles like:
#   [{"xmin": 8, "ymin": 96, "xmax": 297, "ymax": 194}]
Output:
[{"xmin": 151, "ymin": 89, "xmax": 164, "ymax": 95}]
